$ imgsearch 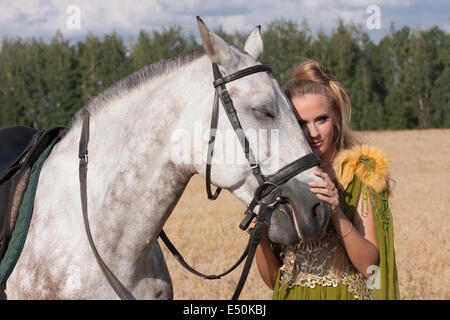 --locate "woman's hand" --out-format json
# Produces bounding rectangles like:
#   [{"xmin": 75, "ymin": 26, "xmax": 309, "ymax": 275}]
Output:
[
  {"xmin": 244, "ymin": 213, "xmax": 269, "ymax": 245},
  {"xmin": 243, "ymin": 212, "xmax": 280, "ymax": 289},
  {"xmin": 245, "ymin": 216, "xmax": 258, "ymax": 234},
  {"xmin": 308, "ymin": 171, "xmax": 340, "ymax": 215}
]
